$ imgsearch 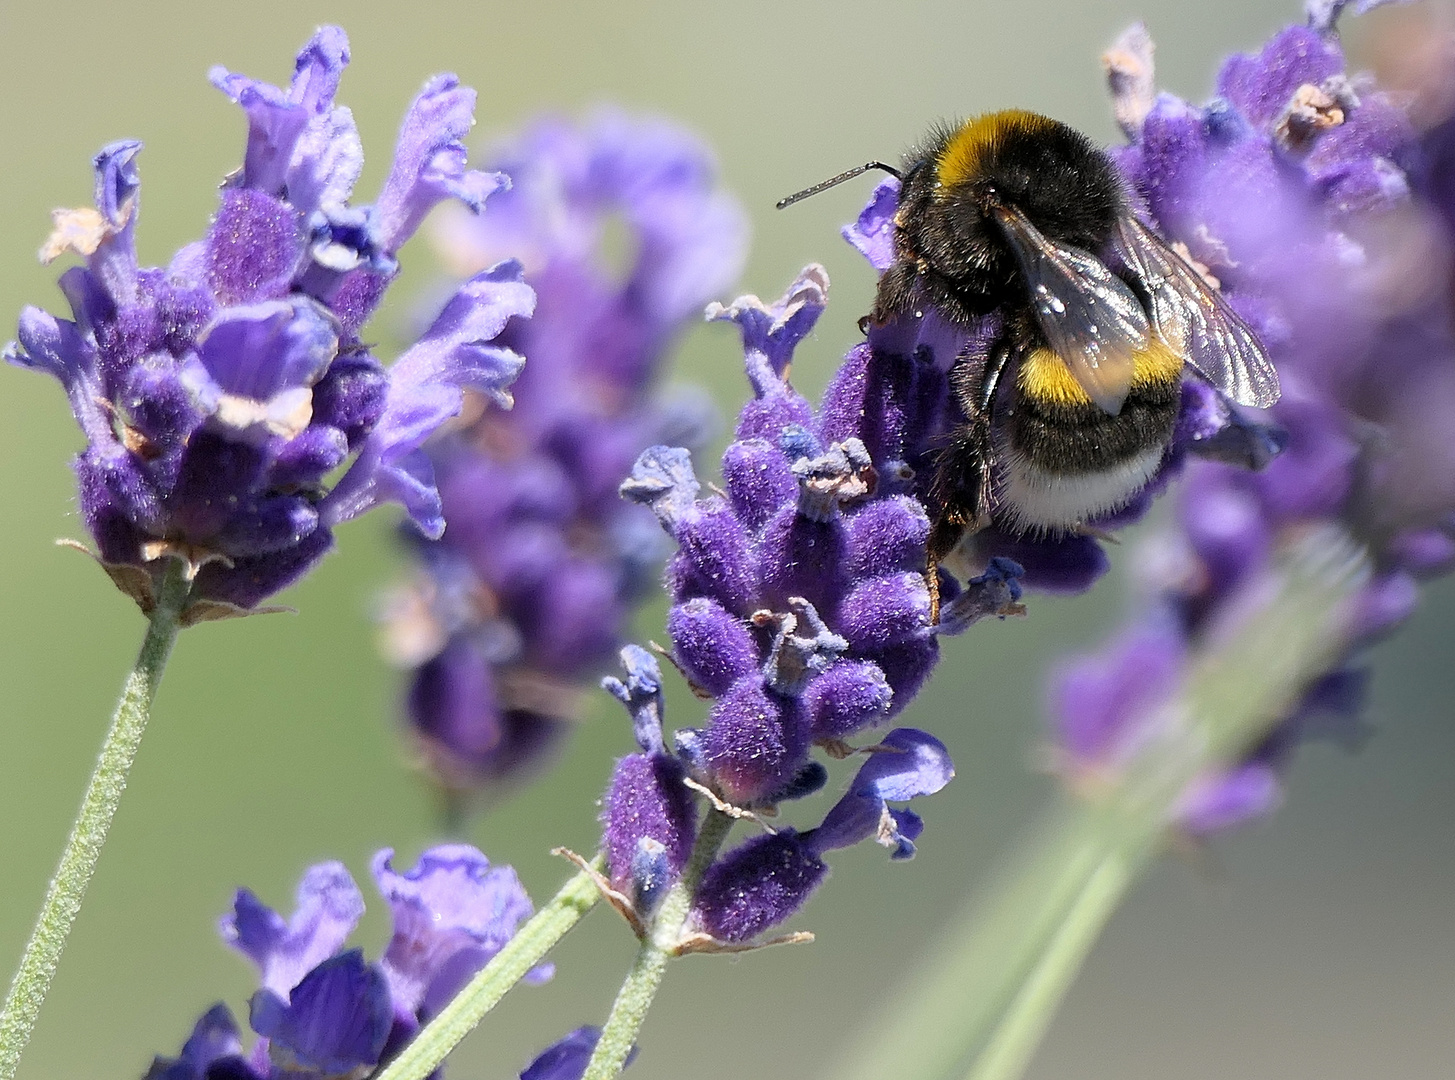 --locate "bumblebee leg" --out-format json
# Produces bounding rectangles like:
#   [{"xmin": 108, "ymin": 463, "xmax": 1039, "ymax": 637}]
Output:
[{"xmin": 925, "ymin": 337, "xmax": 1014, "ymax": 624}]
